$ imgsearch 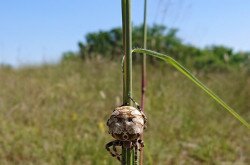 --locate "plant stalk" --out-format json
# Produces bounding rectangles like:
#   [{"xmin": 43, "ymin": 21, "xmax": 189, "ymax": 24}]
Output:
[
  {"xmin": 122, "ymin": 0, "xmax": 126, "ymax": 101},
  {"xmin": 140, "ymin": 0, "xmax": 147, "ymax": 165},
  {"xmin": 121, "ymin": 0, "xmax": 134, "ymax": 164},
  {"xmin": 124, "ymin": 0, "xmax": 132, "ymax": 105},
  {"xmin": 141, "ymin": 0, "xmax": 147, "ymax": 112}
]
